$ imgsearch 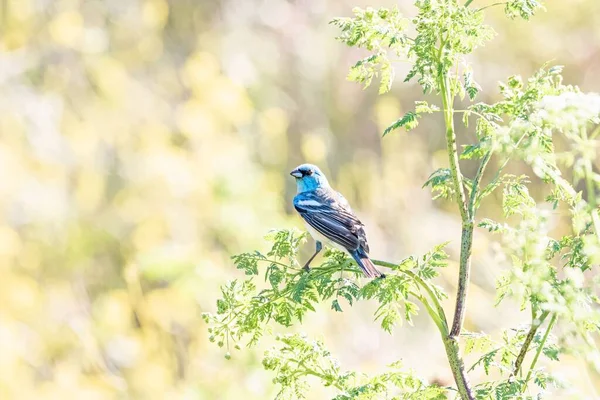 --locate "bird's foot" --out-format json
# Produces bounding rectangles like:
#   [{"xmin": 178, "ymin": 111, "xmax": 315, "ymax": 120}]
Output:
[{"xmin": 302, "ymin": 264, "xmax": 311, "ymax": 273}]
